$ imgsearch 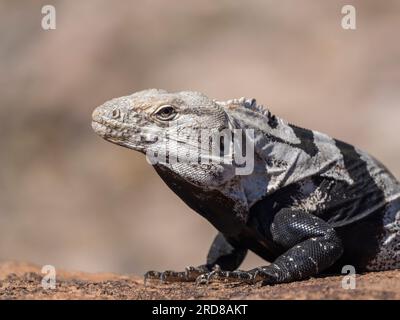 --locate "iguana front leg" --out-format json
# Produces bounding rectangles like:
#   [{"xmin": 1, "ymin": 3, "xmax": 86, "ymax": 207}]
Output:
[
  {"xmin": 144, "ymin": 232, "xmax": 247, "ymax": 283},
  {"xmin": 198, "ymin": 209, "xmax": 344, "ymax": 285}
]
